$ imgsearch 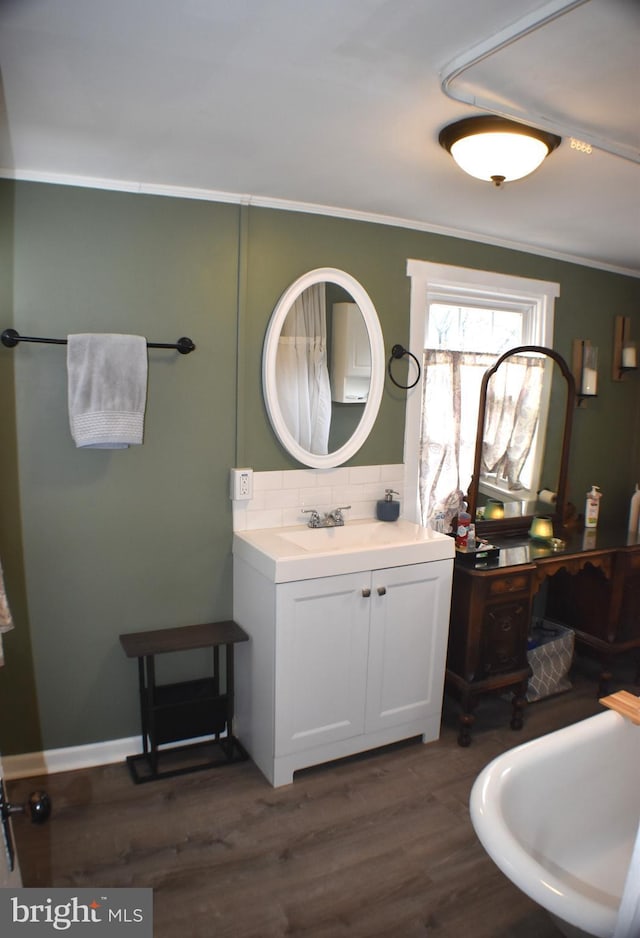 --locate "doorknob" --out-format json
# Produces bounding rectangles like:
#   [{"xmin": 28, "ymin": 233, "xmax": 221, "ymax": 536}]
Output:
[
  {"xmin": 362, "ymin": 588, "xmax": 371, "ymax": 597},
  {"xmin": 377, "ymin": 586, "xmax": 387, "ymax": 596},
  {"xmin": 1, "ymin": 779, "xmax": 51, "ymax": 873},
  {"xmin": 0, "ymin": 785, "xmax": 51, "ymax": 824}
]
